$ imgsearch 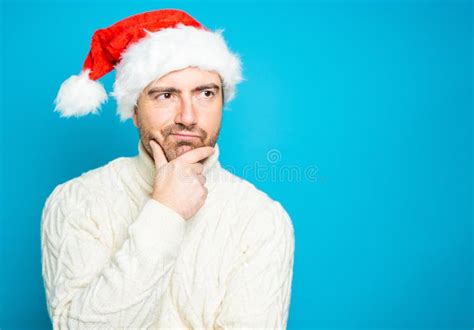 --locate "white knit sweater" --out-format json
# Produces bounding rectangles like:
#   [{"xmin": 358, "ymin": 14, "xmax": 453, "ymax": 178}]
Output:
[{"xmin": 41, "ymin": 140, "xmax": 295, "ymax": 329}]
